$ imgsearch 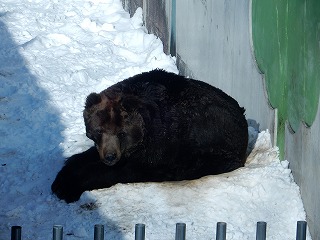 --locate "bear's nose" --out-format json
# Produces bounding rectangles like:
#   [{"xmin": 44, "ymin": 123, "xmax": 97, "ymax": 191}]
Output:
[{"xmin": 104, "ymin": 153, "xmax": 117, "ymax": 163}]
